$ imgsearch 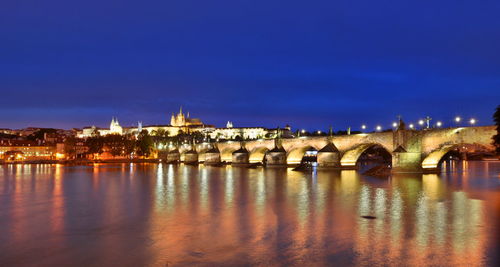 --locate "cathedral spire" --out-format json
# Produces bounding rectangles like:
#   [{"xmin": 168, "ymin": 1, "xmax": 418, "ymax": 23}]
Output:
[{"xmin": 170, "ymin": 112, "xmax": 175, "ymax": 126}]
